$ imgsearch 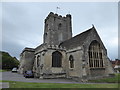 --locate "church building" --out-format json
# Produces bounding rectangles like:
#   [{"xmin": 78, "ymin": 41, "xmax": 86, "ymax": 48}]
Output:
[{"xmin": 18, "ymin": 12, "xmax": 114, "ymax": 81}]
